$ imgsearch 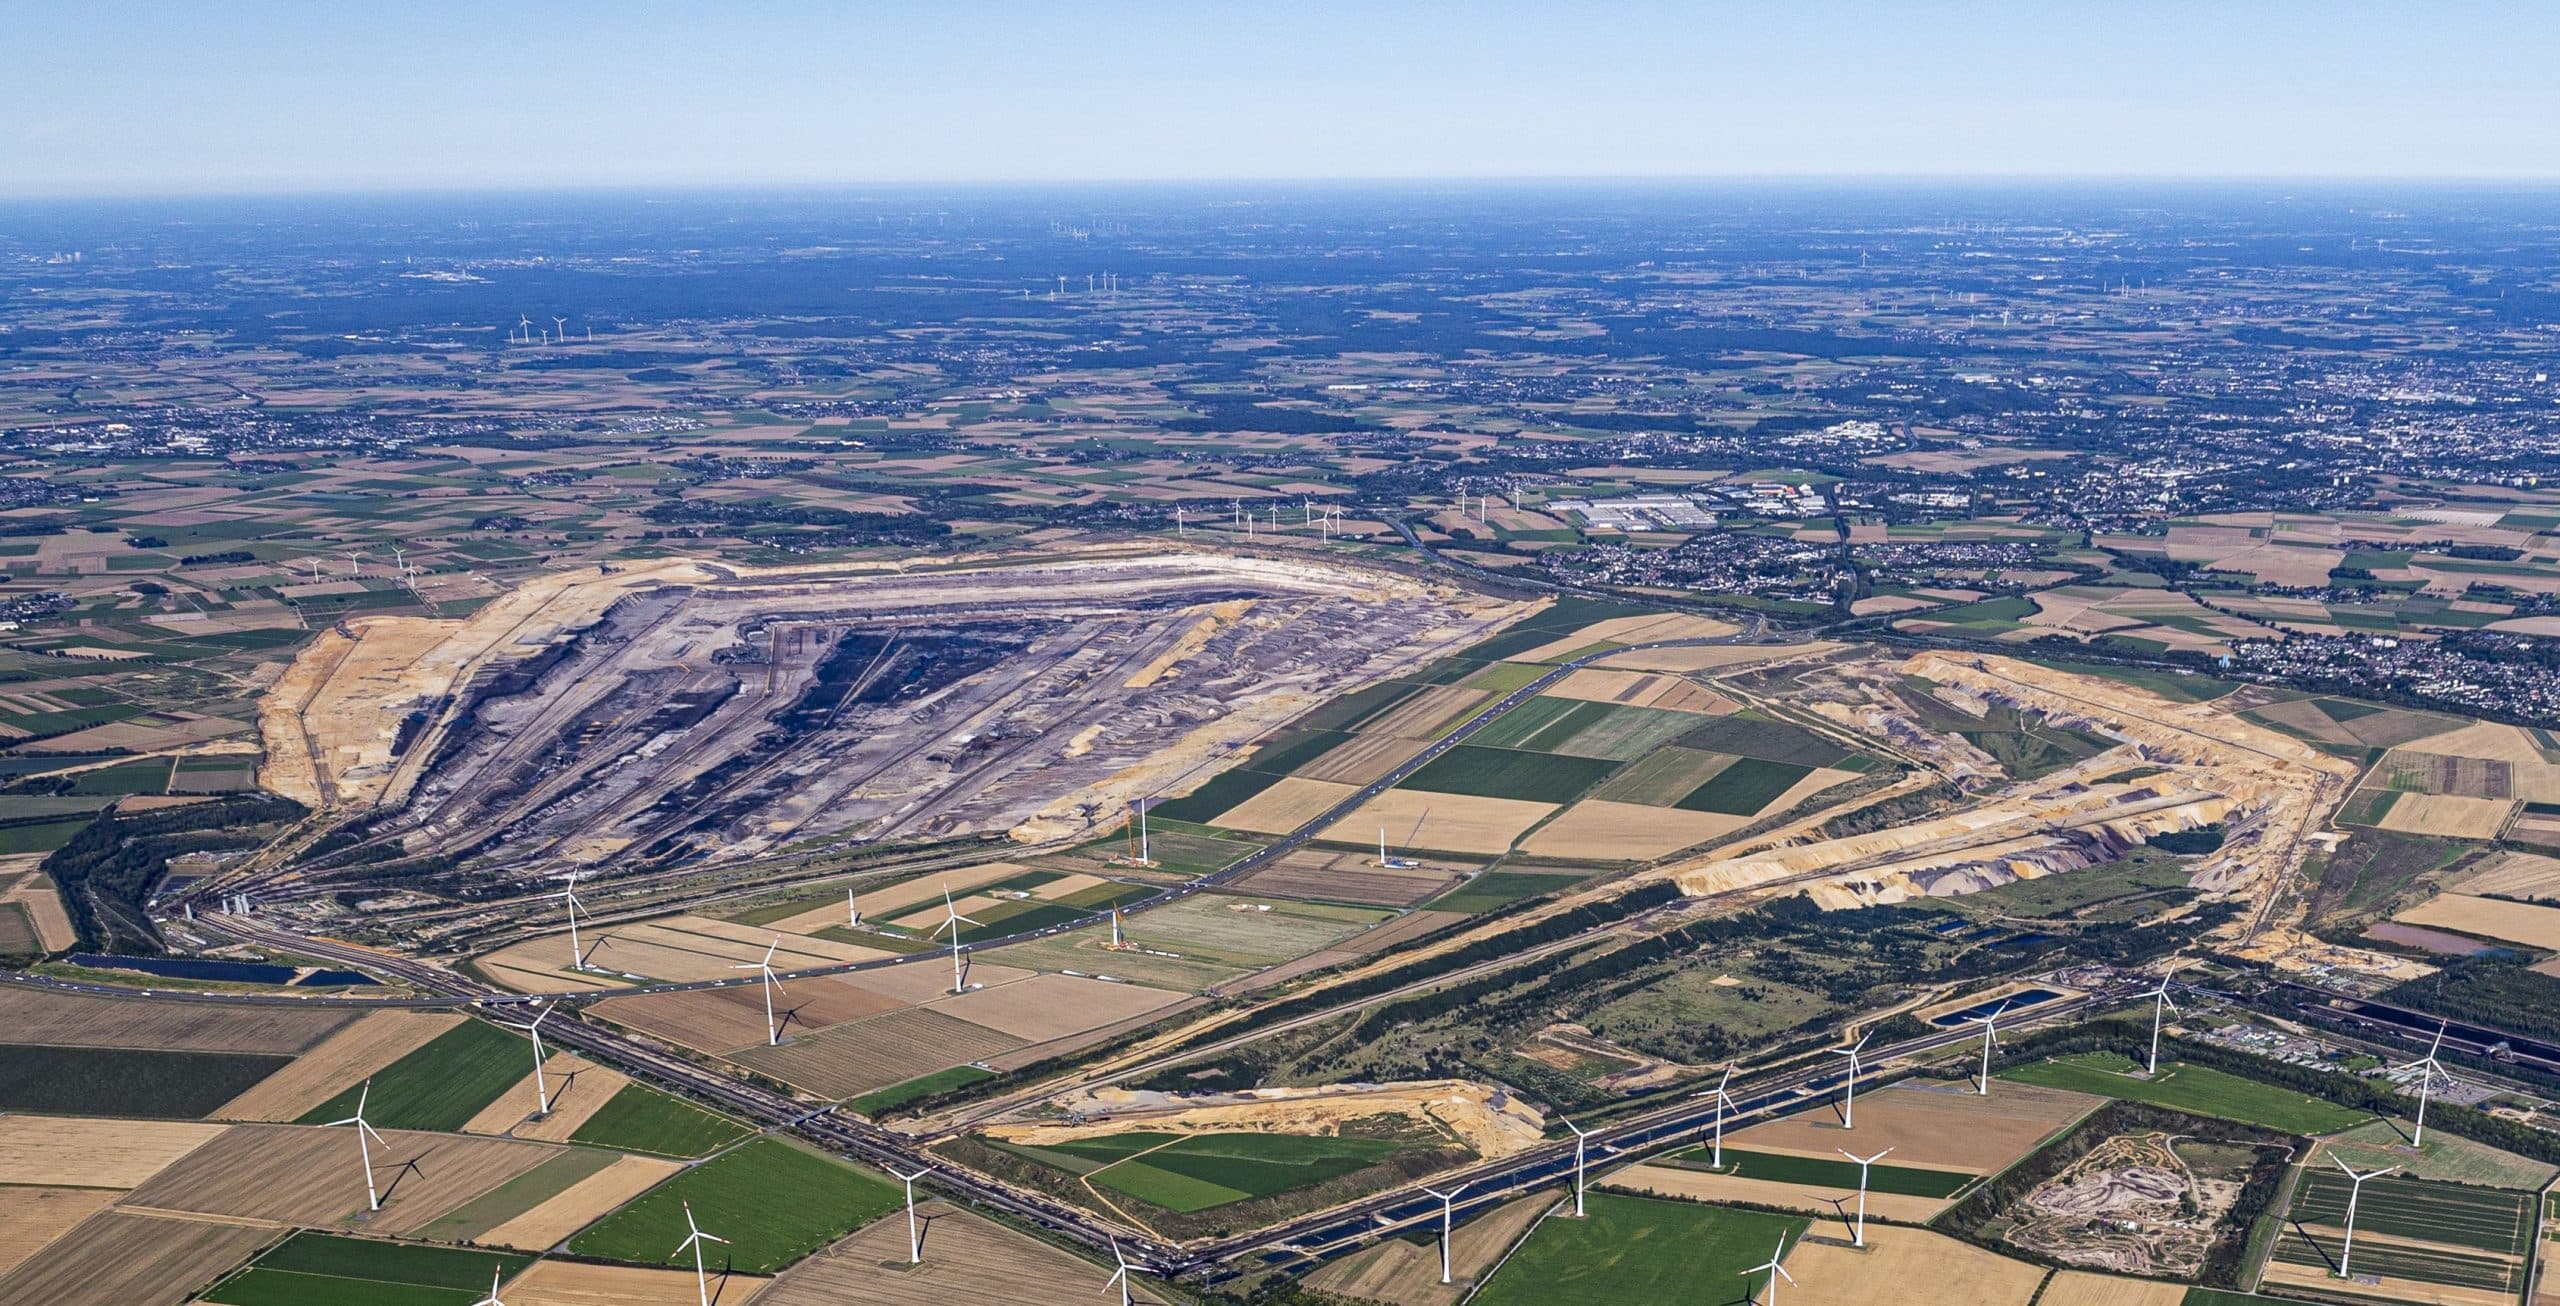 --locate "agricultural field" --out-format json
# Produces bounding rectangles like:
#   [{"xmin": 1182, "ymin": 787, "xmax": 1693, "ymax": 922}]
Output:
[
  {"xmin": 195, "ymin": 1233, "xmax": 533, "ymax": 1306},
  {"xmin": 0, "ymin": 1114, "xmax": 224, "ymax": 1187},
  {"xmin": 1676, "ymin": 1146, "xmax": 1977, "ymax": 1197},
  {"xmin": 1706, "ymin": 1080, "xmax": 2101, "ymax": 1178},
  {"xmin": 0, "ymin": 985, "xmax": 353, "ymax": 1054},
  {"xmin": 499, "ymin": 1260, "xmax": 769, "ymax": 1306},
  {"xmin": 405, "ymin": 1147, "xmax": 625, "ymax": 1242},
  {"xmin": 758, "ymin": 1202, "xmax": 1167, "ymax": 1305},
  {"xmin": 1303, "ymin": 1192, "xmax": 1553, "ymax": 1304},
  {"xmin": 565, "ymin": 1084, "xmax": 753, "ymax": 1157},
  {"xmin": 1785, "ymin": 1227, "xmax": 2049, "ymax": 1306},
  {"xmin": 119, "ymin": 1123, "xmax": 564, "ymax": 1236},
  {"xmin": 296, "ymin": 1018, "xmax": 531, "ymax": 1133},
  {"xmin": 464, "ymin": 1155, "xmax": 686, "ymax": 1252},
  {"xmin": 2001, "ymin": 1054, "xmax": 2373, "ymax": 1135},
  {"xmin": 2264, "ymin": 1169, "xmax": 2533, "ymax": 1306},
  {"xmin": 214, "ymin": 1011, "xmax": 464, "ymax": 1121},
  {"xmin": 0, "ymin": 1209, "xmax": 278, "ymax": 1306},
  {"xmin": 1079, "ymin": 1132, "xmax": 1411, "ymax": 1213},
  {"xmin": 1224, "ymin": 847, "xmax": 1465, "ymax": 906},
  {"xmin": 2313, "ymin": 1118, "xmax": 2559, "ymax": 1189},
  {"xmin": 1472, "ymin": 1191, "xmax": 1803, "ymax": 1306},
  {"xmin": 0, "ymin": 1042, "xmax": 291, "ymax": 1117},
  {"xmin": 728, "ymin": 1007, "xmax": 1025, "ymax": 1098},
  {"xmin": 566, "ymin": 1136, "xmax": 902, "ymax": 1275},
  {"xmin": 2392, "ymin": 892, "xmax": 2560, "ymax": 951},
  {"xmin": 2040, "ymin": 1272, "xmax": 2191, "ymax": 1306}
]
